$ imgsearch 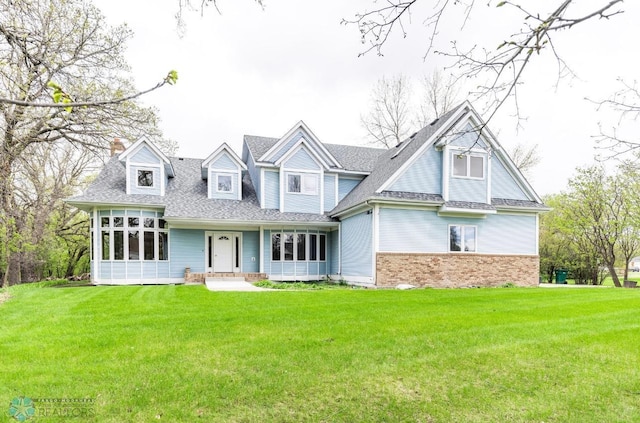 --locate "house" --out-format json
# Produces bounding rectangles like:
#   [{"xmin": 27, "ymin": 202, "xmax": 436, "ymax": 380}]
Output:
[{"xmin": 66, "ymin": 101, "xmax": 548, "ymax": 287}]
